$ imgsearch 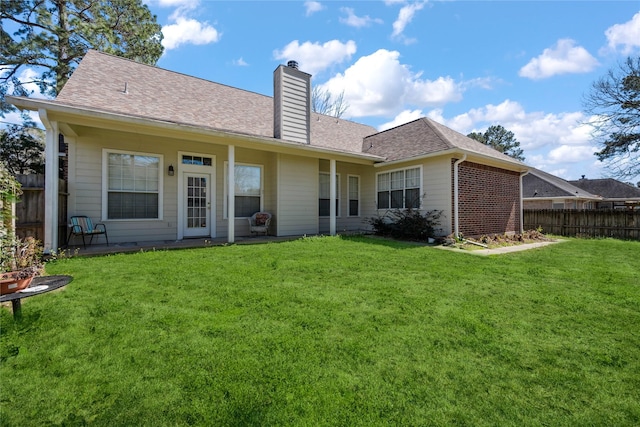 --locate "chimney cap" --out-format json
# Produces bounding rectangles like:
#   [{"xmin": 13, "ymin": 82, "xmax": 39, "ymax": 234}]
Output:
[{"xmin": 287, "ymin": 60, "xmax": 299, "ymax": 69}]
